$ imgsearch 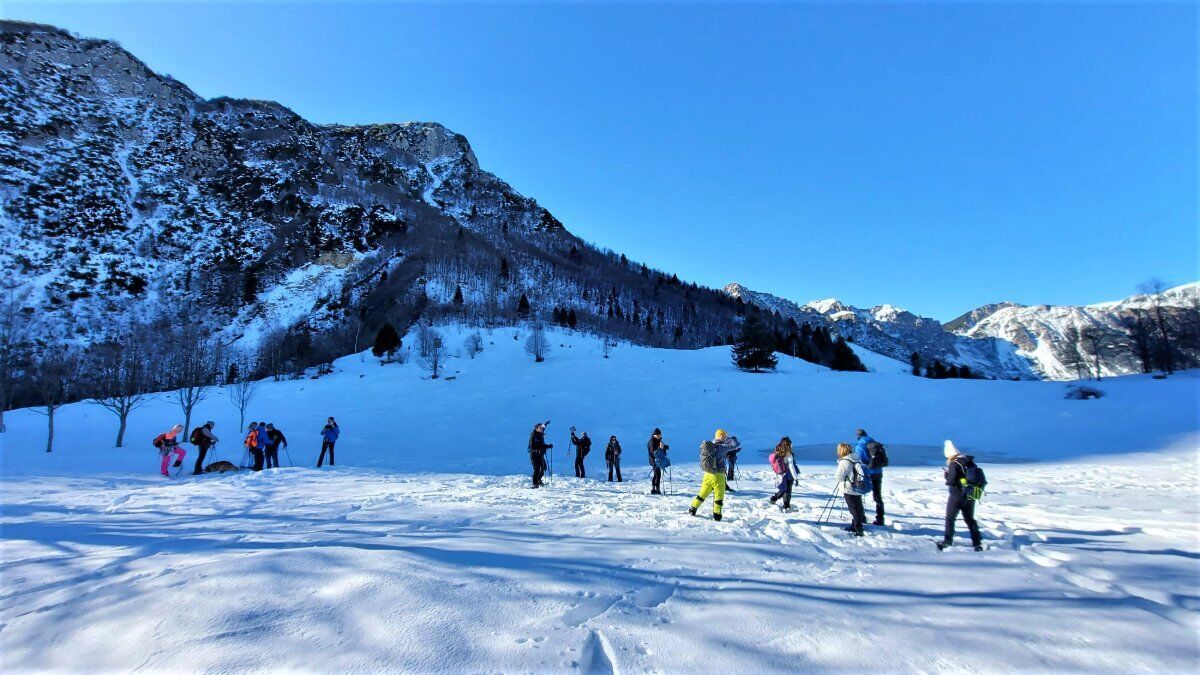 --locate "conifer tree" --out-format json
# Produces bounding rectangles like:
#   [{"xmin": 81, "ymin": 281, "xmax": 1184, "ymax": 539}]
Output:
[
  {"xmin": 452, "ymin": 285, "xmax": 464, "ymax": 307},
  {"xmin": 517, "ymin": 293, "xmax": 531, "ymax": 318},
  {"xmin": 371, "ymin": 322, "xmax": 401, "ymax": 360},
  {"xmin": 731, "ymin": 315, "xmax": 778, "ymax": 372}
]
